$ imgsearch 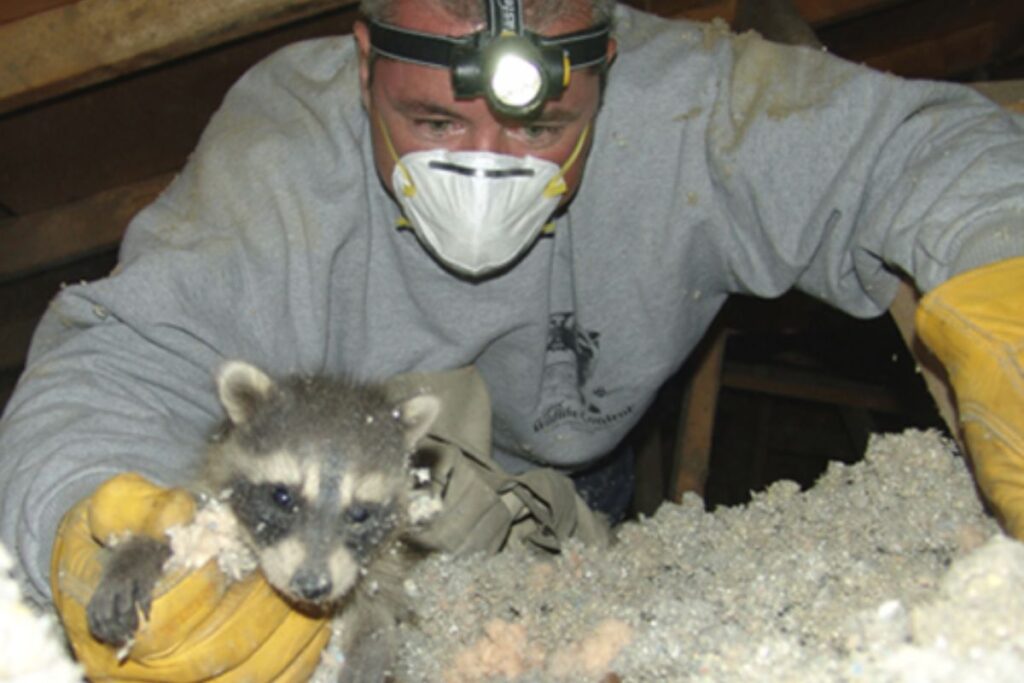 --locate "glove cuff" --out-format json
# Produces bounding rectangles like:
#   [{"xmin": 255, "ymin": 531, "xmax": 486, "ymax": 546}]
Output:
[
  {"xmin": 87, "ymin": 472, "xmax": 196, "ymax": 544},
  {"xmin": 916, "ymin": 256, "xmax": 1024, "ymax": 536}
]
